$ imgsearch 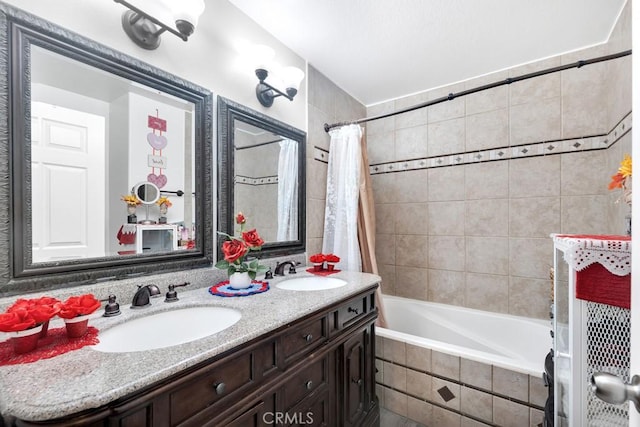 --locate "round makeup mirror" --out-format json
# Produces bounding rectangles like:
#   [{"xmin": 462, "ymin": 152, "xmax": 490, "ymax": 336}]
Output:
[
  {"xmin": 133, "ymin": 181, "xmax": 160, "ymax": 224},
  {"xmin": 133, "ymin": 181, "xmax": 160, "ymax": 205}
]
